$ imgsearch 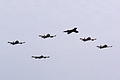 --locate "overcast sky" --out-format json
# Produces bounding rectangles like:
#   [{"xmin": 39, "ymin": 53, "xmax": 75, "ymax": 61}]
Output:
[{"xmin": 0, "ymin": 0, "xmax": 120, "ymax": 80}]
